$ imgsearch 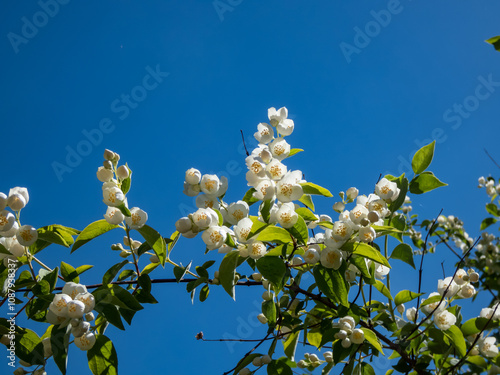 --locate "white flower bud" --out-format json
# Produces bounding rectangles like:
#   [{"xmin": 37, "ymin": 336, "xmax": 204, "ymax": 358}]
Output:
[
  {"xmin": 336, "ymin": 329, "xmax": 348, "ymax": 340},
  {"xmin": 257, "ymin": 313, "xmax": 268, "ymax": 324},
  {"xmin": 149, "ymin": 255, "xmax": 159, "ymax": 263},
  {"xmin": 469, "ymin": 271, "xmax": 479, "ymax": 283},
  {"xmin": 406, "ymin": 307, "xmax": 417, "ymax": 321},
  {"xmin": 104, "ymin": 149, "xmax": 115, "ymax": 161},
  {"xmin": 238, "ymin": 368, "xmax": 251, "ymax": 375},
  {"xmin": 297, "ymin": 360, "xmax": 307, "ymax": 368},
  {"xmin": 262, "ymin": 280, "xmax": 270, "ymax": 290},
  {"xmin": 332, "ymin": 202, "xmax": 345, "ymax": 213},
  {"xmin": 96, "ymin": 166, "xmax": 114, "ymax": 182},
  {"xmin": 252, "ymin": 273, "xmax": 262, "ymax": 282},
  {"xmin": 0, "ymin": 193, "xmax": 7, "ymax": 211},
  {"xmin": 341, "ymin": 337, "xmax": 352, "ymax": 348},
  {"xmin": 185, "ymin": 168, "xmax": 202, "ymax": 185},
  {"xmin": 0, "ymin": 334, "xmax": 10, "ymax": 345},
  {"xmin": 262, "ymin": 291, "xmax": 273, "ymax": 301},
  {"xmin": 85, "ymin": 312, "xmax": 95, "ymax": 322},
  {"xmin": 261, "ymin": 354, "xmax": 272, "ymax": 364},
  {"xmin": 103, "ymin": 160, "xmax": 113, "ymax": 169},
  {"xmin": 42, "ymin": 337, "xmax": 52, "ymax": 357},
  {"xmin": 252, "ymin": 357, "xmax": 263, "ymax": 367},
  {"xmin": 350, "ymin": 328, "xmax": 365, "ymax": 344},
  {"xmin": 116, "ymin": 165, "xmax": 130, "ymax": 180},
  {"xmin": 346, "ymin": 187, "xmax": 359, "ymax": 200},
  {"xmin": 397, "ymin": 304, "xmax": 405, "ymax": 314},
  {"xmin": 175, "ymin": 217, "xmax": 192, "ymax": 233},
  {"xmin": 309, "ymin": 354, "xmax": 319, "ymax": 362}
]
